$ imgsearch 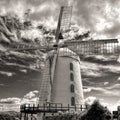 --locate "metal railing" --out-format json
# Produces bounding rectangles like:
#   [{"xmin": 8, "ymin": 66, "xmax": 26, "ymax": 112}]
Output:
[{"xmin": 20, "ymin": 103, "xmax": 88, "ymax": 114}]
